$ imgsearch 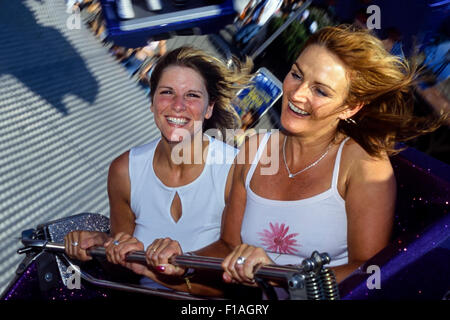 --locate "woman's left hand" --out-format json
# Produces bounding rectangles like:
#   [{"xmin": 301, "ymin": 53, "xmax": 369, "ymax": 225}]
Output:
[
  {"xmin": 103, "ymin": 232, "xmax": 148, "ymax": 275},
  {"xmin": 221, "ymin": 244, "xmax": 274, "ymax": 286},
  {"xmin": 146, "ymin": 238, "xmax": 186, "ymax": 277}
]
